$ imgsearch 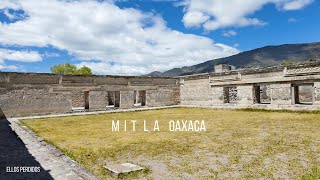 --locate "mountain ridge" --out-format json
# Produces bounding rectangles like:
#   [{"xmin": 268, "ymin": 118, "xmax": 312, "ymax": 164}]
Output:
[{"xmin": 145, "ymin": 42, "xmax": 320, "ymax": 77}]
